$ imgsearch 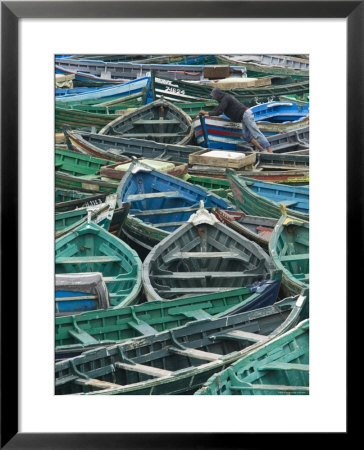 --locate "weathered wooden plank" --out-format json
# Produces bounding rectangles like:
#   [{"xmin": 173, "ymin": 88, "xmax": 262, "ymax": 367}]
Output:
[
  {"xmin": 127, "ymin": 191, "xmax": 182, "ymax": 201},
  {"xmin": 152, "ymin": 221, "xmax": 187, "ymax": 228},
  {"xmin": 57, "ymin": 255, "xmax": 120, "ymax": 264},
  {"xmin": 68, "ymin": 329, "xmax": 99, "ymax": 345},
  {"xmin": 151, "ymin": 271, "xmax": 251, "ymax": 280},
  {"xmin": 261, "ymin": 361, "xmax": 309, "ymax": 372},
  {"xmin": 127, "ymin": 320, "xmax": 158, "ymax": 336},
  {"xmin": 169, "ymin": 347, "xmax": 222, "ymax": 361},
  {"xmin": 280, "ymin": 253, "xmax": 309, "ymax": 262},
  {"xmin": 114, "ymin": 362, "xmax": 172, "ymax": 378},
  {"xmin": 164, "ymin": 251, "xmax": 244, "ymax": 264},
  {"xmin": 134, "ymin": 119, "xmax": 180, "ymax": 125},
  {"xmin": 75, "ymin": 378, "xmax": 121, "ymax": 389},
  {"xmin": 119, "ymin": 133, "xmax": 184, "ymax": 138},
  {"xmin": 230, "ymin": 384, "xmax": 309, "ymax": 393},
  {"xmin": 56, "ymin": 295, "xmax": 97, "ymax": 302},
  {"xmin": 215, "ymin": 329, "xmax": 266, "ymax": 343}
]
